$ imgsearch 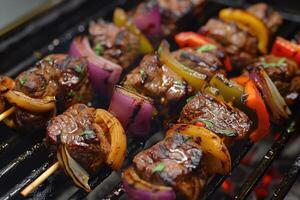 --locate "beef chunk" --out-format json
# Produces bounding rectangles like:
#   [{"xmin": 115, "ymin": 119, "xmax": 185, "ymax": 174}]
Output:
[
  {"xmin": 89, "ymin": 21, "xmax": 139, "ymax": 68},
  {"xmin": 133, "ymin": 133, "xmax": 205, "ymax": 199},
  {"xmin": 179, "ymin": 92, "xmax": 252, "ymax": 139}
]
